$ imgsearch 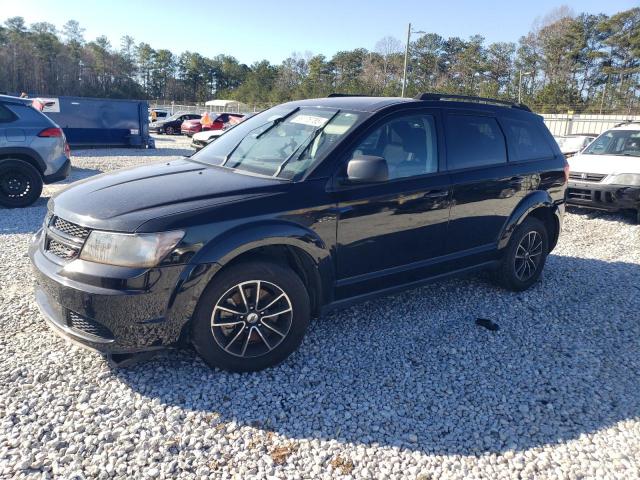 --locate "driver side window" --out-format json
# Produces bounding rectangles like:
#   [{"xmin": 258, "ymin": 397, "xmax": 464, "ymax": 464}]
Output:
[{"xmin": 350, "ymin": 114, "xmax": 438, "ymax": 180}]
